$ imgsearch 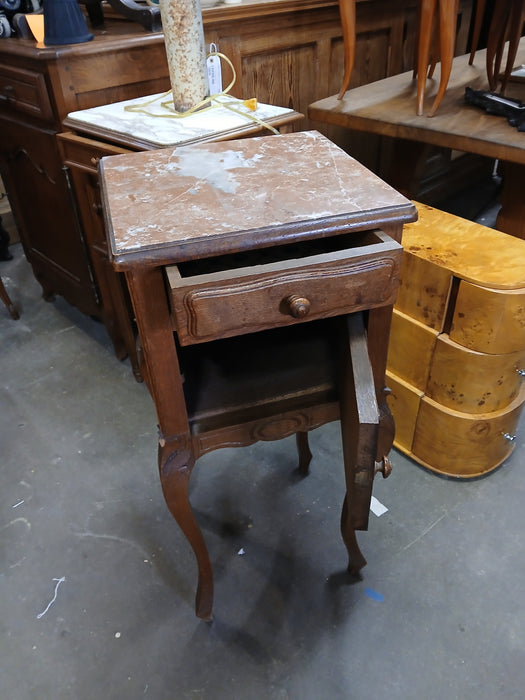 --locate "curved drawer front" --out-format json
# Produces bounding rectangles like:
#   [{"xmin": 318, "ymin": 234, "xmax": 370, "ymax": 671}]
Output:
[
  {"xmin": 450, "ymin": 281, "xmax": 525, "ymax": 354},
  {"xmin": 426, "ymin": 334, "xmax": 525, "ymax": 414},
  {"xmin": 411, "ymin": 385, "xmax": 525, "ymax": 478},
  {"xmin": 388, "ymin": 371, "xmax": 525, "ymax": 478},
  {"xmin": 387, "ymin": 308, "xmax": 439, "ymax": 391},
  {"xmin": 167, "ymin": 230, "xmax": 402, "ymax": 345},
  {"xmin": 395, "ymin": 251, "xmax": 453, "ymax": 331},
  {"xmin": 386, "ymin": 370, "xmax": 423, "ymax": 453}
]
